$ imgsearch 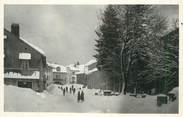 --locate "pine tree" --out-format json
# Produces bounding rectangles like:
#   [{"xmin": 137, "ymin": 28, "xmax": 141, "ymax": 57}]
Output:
[
  {"xmin": 94, "ymin": 5, "xmax": 121, "ymax": 91},
  {"xmin": 118, "ymin": 5, "xmax": 167, "ymax": 94},
  {"xmin": 95, "ymin": 5, "xmax": 168, "ymax": 94}
]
